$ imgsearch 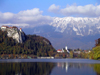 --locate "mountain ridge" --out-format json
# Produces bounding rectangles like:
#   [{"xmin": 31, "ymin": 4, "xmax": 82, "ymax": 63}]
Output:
[
  {"xmin": 50, "ymin": 17, "xmax": 100, "ymax": 36},
  {"xmin": 27, "ymin": 16, "xmax": 100, "ymax": 49}
]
